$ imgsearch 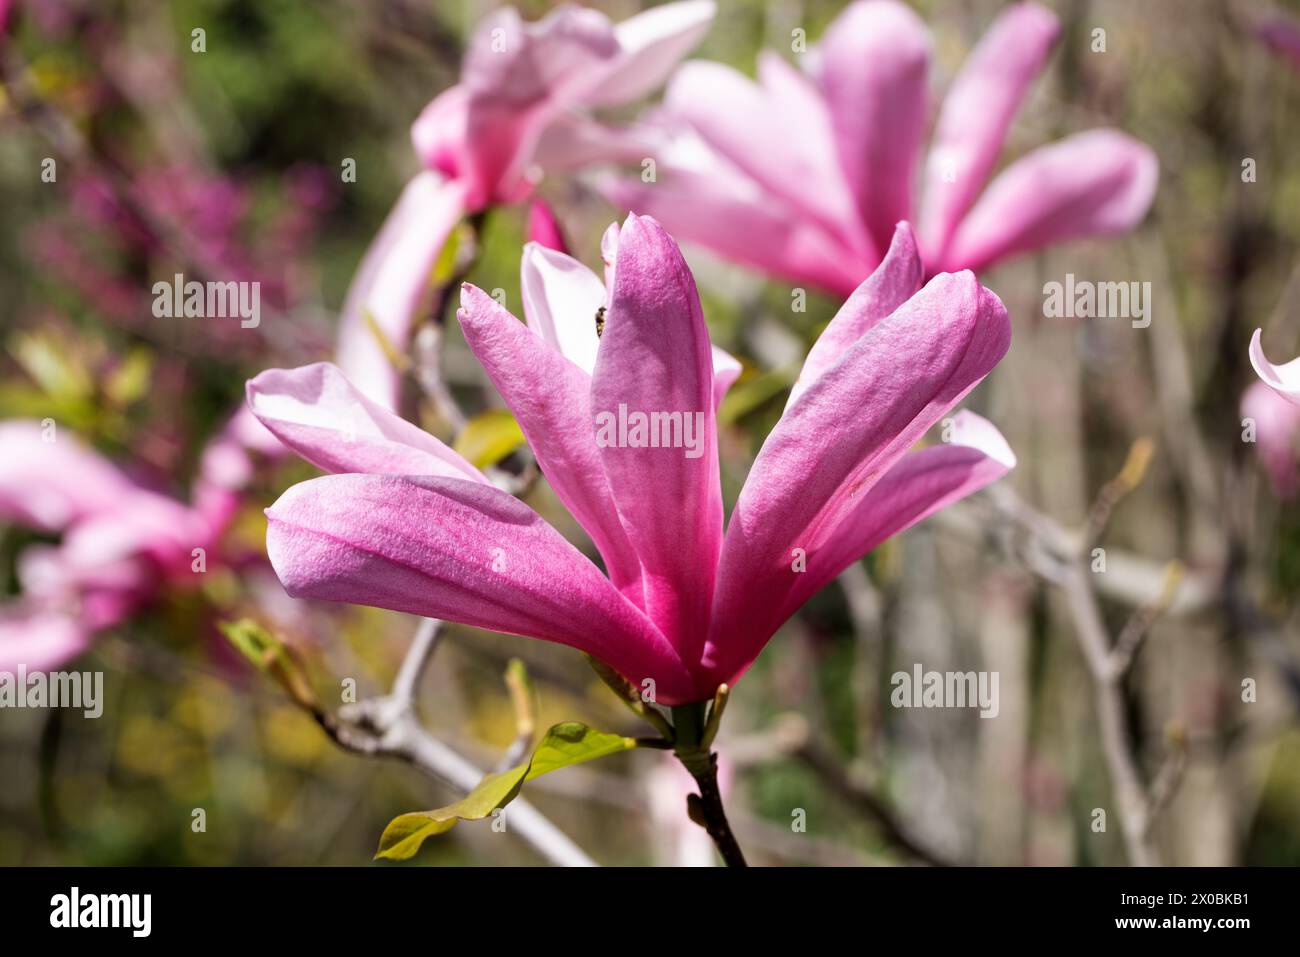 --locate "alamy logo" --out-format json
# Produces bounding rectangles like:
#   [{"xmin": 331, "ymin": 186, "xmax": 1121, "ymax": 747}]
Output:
[
  {"xmin": 890, "ymin": 664, "xmax": 999, "ymax": 719},
  {"xmin": 594, "ymin": 403, "xmax": 706, "ymax": 459},
  {"xmin": 0, "ymin": 667, "xmax": 102, "ymax": 718},
  {"xmin": 152, "ymin": 273, "xmax": 260, "ymax": 328},
  {"xmin": 50, "ymin": 887, "xmax": 151, "ymax": 937},
  {"xmin": 1042, "ymin": 273, "xmax": 1151, "ymax": 328}
]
